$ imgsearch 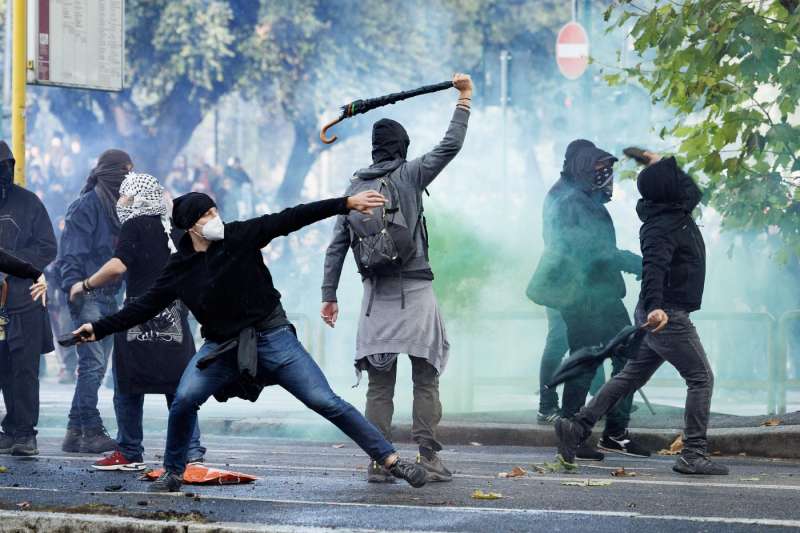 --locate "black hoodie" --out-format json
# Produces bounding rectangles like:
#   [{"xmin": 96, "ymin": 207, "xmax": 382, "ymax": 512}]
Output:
[
  {"xmin": 0, "ymin": 141, "xmax": 57, "ymax": 312},
  {"xmin": 636, "ymin": 157, "xmax": 705, "ymax": 313},
  {"xmin": 529, "ymin": 141, "xmax": 641, "ymax": 310}
]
